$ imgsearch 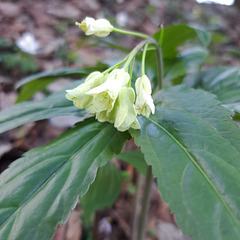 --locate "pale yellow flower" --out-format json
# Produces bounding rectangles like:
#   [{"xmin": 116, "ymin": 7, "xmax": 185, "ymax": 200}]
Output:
[
  {"xmin": 135, "ymin": 75, "xmax": 155, "ymax": 118},
  {"xmin": 86, "ymin": 69, "xmax": 130, "ymax": 113},
  {"xmin": 114, "ymin": 87, "xmax": 140, "ymax": 132},
  {"xmin": 66, "ymin": 71, "xmax": 105, "ymax": 109},
  {"xmin": 76, "ymin": 17, "xmax": 114, "ymax": 37}
]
